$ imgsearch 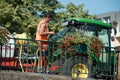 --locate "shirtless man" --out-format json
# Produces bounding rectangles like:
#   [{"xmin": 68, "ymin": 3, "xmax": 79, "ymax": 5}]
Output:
[
  {"xmin": 36, "ymin": 13, "xmax": 54, "ymax": 50},
  {"xmin": 36, "ymin": 13, "xmax": 55, "ymax": 71}
]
